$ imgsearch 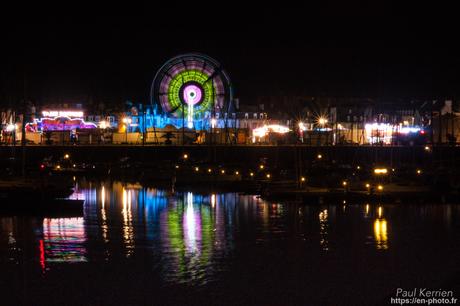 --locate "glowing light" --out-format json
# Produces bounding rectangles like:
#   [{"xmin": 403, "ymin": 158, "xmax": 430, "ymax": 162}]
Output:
[
  {"xmin": 42, "ymin": 110, "xmax": 84, "ymax": 118},
  {"xmin": 342, "ymin": 181, "xmax": 347, "ymax": 186},
  {"xmin": 64, "ymin": 154, "xmax": 70, "ymax": 159},
  {"xmin": 301, "ymin": 177, "xmax": 306, "ymax": 182},
  {"xmin": 99, "ymin": 121, "xmax": 108, "ymax": 129},
  {"xmin": 40, "ymin": 164, "xmax": 45, "ymax": 170},
  {"xmin": 235, "ymin": 171, "xmax": 239, "ymax": 175},
  {"xmin": 424, "ymin": 146, "xmax": 430, "ymax": 151},
  {"xmin": 399, "ymin": 126, "xmax": 421, "ymax": 134},
  {"xmin": 318, "ymin": 117, "xmax": 328, "ymax": 125},
  {"xmin": 374, "ymin": 219, "xmax": 388, "ymax": 250},
  {"xmin": 416, "ymin": 169, "xmax": 422, "ymax": 175},
  {"xmin": 317, "ymin": 154, "xmax": 322, "ymax": 159},
  {"xmin": 184, "ymin": 192, "xmax": 200, "ymax": 254},
  {"xmin": 356, "ymin": 165, "xmax": 361, "ymax": 170},
  {"xmin": 159, "ymin": 67, "xmax": 219, "ymax": 119},
  {"xmin": 211, "ymin": 118, "xmax": 217, "ymax": 128},
  {"xmin": 365, "ymin": 204, "xmax": 370, "ymax": 215},
  {"xmin": 298, "ymin": 122, "xmax": 307, "ymax": 131},
  {"xmin": 26, "ymin": 116, "xmax": 97, "ymax": 132},
  {"xmin": 5, "ymin": 124, "xmax": 16, "ymax": 132},
  {"xmin": 211, "ymin": 194, "xmax": 216, "ymax": 208},
  {"xmin": 195, "ymin": 167, "xmax": 199, "ymax": 172},
  {"xmin": 259, "ymin": 164, "xmax": 265, "ymax": 169},
  {"xmin": 250, "ymin": 172, "xmax": 254, "ymax": 177},
  {"xmin": 122, "ymin": 117, "xmax": 132, "ymax": 125},
  {"xmin": 221, "ymin": 169, "xmax": 225, "ymax": 174},
  {"xmin": 365, "ymin": 183, "xmax": 370, "ymax": 188},
  {"xmin": 266, "ymin": 173, "xmax": 271, "ymax": 179},
  {"xmin": 183, "ymin": 154, "xmax": 188, "ymax": 159},
  {"xmin": 175, "ymin": 165, "xmax": 180, "ymax": 169},
  {"xmin": 73, "ymin": 164, "xmax": 76, "ymax": 168},
  {"xmin": 208, "ymin": 168, "xmax": 212, "ymax": 173},
  {"xmin": 365, "ymin": 123, "xmax": 393, "ymax": 144},
  {"xmin": 252, "ymin": 124, "xmax": 290, "ymax": 138},
  {"xmin": 377, "ymin": 185, "xmax": 383, "ymax": 191},
  {"xmin": 374, "ymin": 168, "xmax": 388, "ymax": 175},
  {"xmin": 56, "ymin": 165, "xmax": 61, "ymax": 170},
  {"xmin": 378, "ymin": 206, "xmax": 383, "ymax": 218}
]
